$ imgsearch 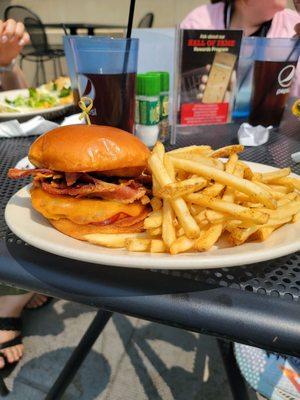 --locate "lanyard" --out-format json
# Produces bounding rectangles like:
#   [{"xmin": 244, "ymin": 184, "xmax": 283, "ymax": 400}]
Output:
[{"xmin": 225, "ymin": 4, "xmax": 231, "ymax": 30}]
